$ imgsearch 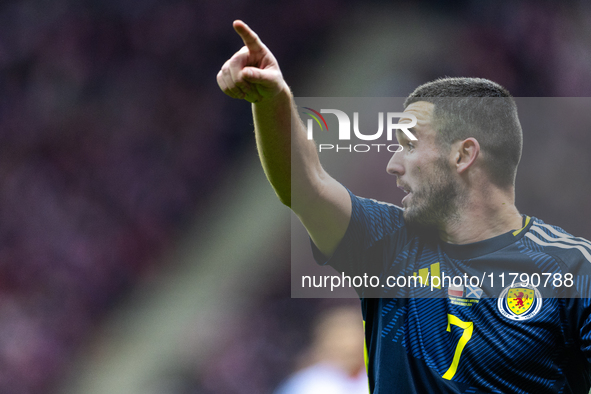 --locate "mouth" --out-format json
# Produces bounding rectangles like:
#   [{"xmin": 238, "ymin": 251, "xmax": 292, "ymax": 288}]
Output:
[
  {"xmin": 397, "ymin": 183, "xmax": 411, "ymax": 194},
  {"xmin": 397, "ymin": 184, "xmax": 412, "ymax": 205}
]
